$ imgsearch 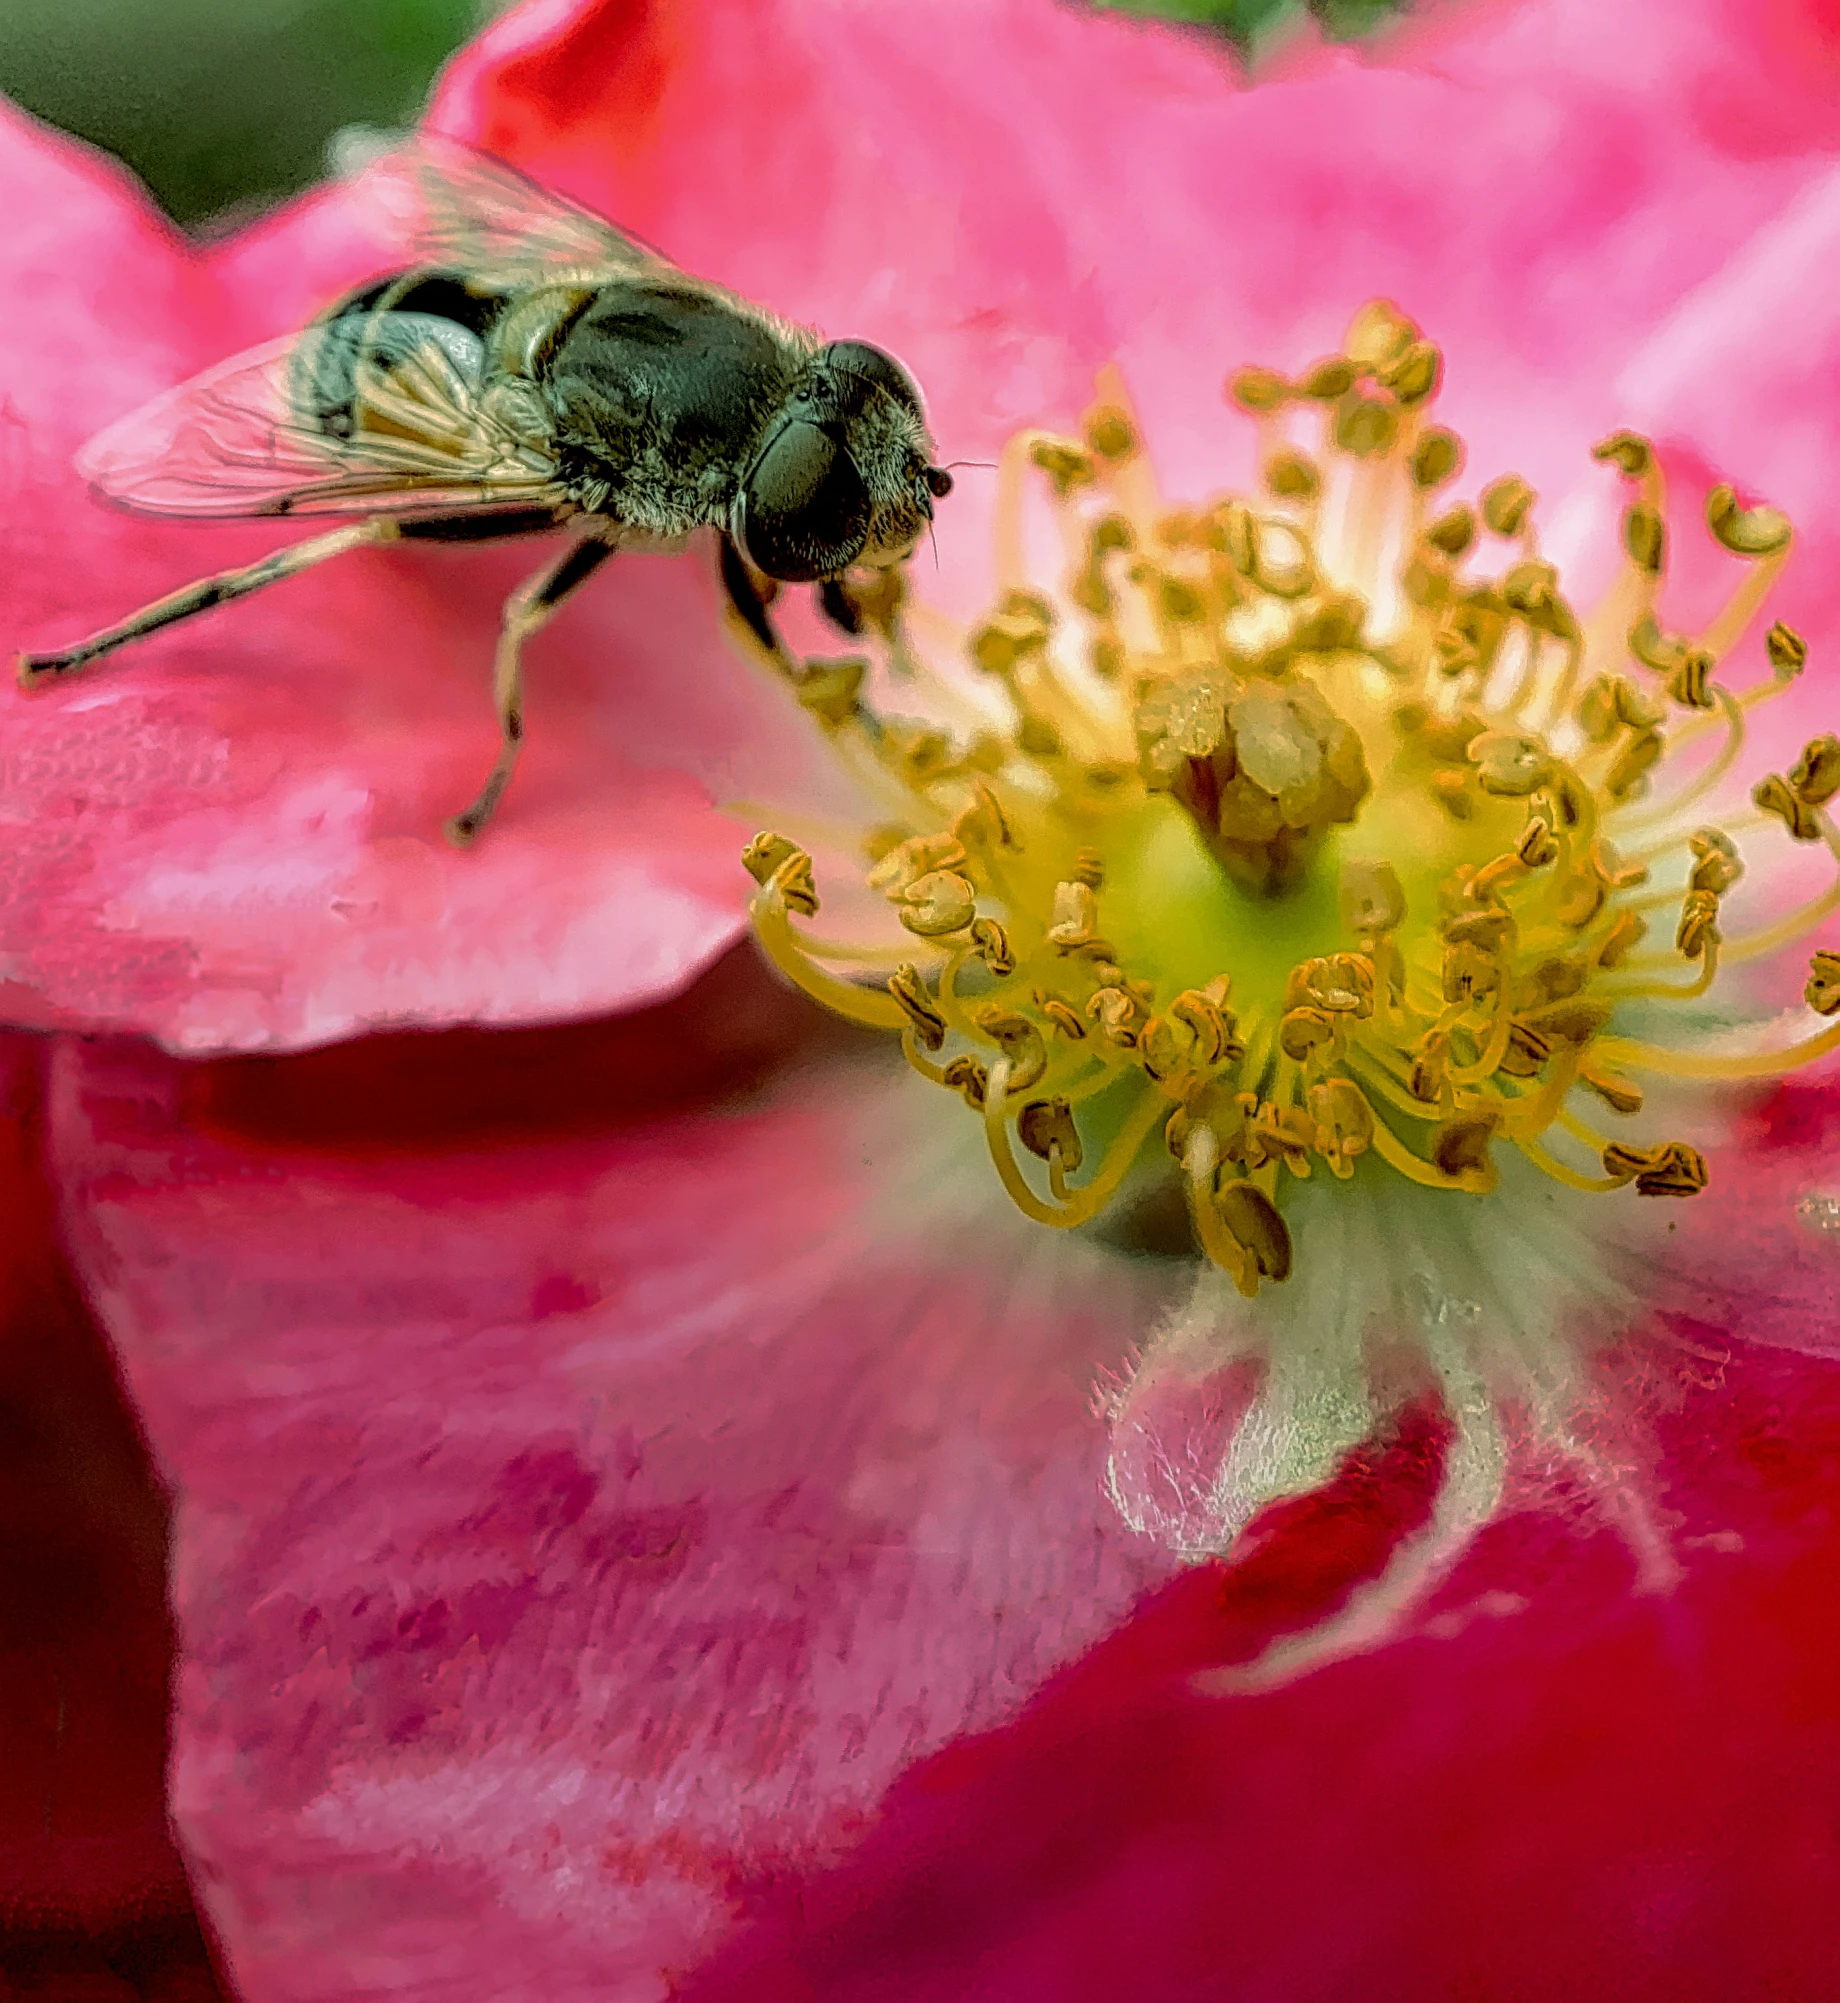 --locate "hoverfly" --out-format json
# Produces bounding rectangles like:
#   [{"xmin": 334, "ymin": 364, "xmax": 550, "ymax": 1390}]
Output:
[{"xmin": 17, "ymin": 136, "xmax": 954, "ymax": 844}]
